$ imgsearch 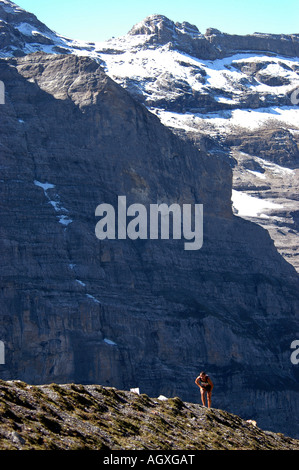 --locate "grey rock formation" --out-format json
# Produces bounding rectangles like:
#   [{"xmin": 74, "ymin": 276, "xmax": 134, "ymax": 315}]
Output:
[
  {"xmin": 128, "ymin": 15, "xmax": 299, "ymax": 60},
  {"xmin": 0, "ymin": 2, "xmax": 299, "ymax": 438},
  {"xmin": 92, "ymin": 15, "xmax": 299, "ymax": 273},
  {"xmin": 0, "ymin": 0, "xmax": 87, "ymax": 57},
  {"xmin": 0, "ymin": 51, "xmax": 298, "ymax": 438}
]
